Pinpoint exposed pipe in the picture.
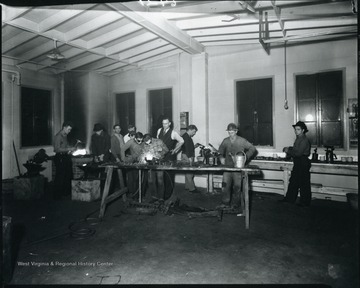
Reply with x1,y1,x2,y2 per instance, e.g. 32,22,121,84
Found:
284,41,288,110
2,69,21,85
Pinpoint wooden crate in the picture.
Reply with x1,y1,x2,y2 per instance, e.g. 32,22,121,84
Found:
71,179,101,202
13,175,45,200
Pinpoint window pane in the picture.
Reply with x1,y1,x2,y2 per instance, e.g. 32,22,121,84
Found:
304,122,317,147
149,89,172,137
257,123,272,146
297,75,316,100
321,99,341,121
237,78,273,146
298,100,316,122
321,122,342,147
21,87,52,147
116,92,135,135
296,71,343,148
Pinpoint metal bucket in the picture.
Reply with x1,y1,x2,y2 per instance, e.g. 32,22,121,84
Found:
234,151,247,168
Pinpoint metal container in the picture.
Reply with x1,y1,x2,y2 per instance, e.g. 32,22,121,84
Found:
230,151,247,168
208,157,214,165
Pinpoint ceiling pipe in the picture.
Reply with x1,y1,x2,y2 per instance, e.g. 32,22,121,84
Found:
2,69,21,85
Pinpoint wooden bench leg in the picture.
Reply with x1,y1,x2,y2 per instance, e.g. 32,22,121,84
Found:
138,170,142,203
116,169,127,202
242,172,250,229
99,167,113,219
208,173,213,193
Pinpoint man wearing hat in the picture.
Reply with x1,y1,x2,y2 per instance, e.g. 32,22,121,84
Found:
279,121,311,207
218,123,257,209
90,123,112,163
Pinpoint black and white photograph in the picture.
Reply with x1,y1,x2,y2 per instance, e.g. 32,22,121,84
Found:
1,0,358,286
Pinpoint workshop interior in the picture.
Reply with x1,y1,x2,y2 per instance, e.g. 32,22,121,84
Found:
1,0,358,286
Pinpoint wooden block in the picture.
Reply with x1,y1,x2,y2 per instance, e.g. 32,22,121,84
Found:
71,179,101,202
13,176,45,200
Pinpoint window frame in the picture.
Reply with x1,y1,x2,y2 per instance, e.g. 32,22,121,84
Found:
294,68,345,149
148,87,173,138
114,90,136,136
20,85,54,148
234,76,275,148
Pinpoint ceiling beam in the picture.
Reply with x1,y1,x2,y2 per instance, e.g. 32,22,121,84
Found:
66,11,123,41
259,11,270,55
3,20,132,65
263,26,357,44
87,22,141,49
106,32,158,56
59,54,104,71
118,38,170,60
271,0,286,37
2,31,38,53
2,6,32,22
106,2,204,54
38,4,98,32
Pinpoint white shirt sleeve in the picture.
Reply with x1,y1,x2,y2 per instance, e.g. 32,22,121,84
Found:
156,128,161,138
171,130,184,144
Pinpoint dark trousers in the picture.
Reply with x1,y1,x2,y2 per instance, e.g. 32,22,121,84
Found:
146,170,175,200
127,170,144,197
284,156,311,205
53,153,73,199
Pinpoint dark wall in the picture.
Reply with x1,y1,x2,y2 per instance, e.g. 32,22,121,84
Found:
64,72,88,146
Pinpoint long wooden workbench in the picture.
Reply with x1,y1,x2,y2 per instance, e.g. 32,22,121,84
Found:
250,159,358,199
98,163,261,229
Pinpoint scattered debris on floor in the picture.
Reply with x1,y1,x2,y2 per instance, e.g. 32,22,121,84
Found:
121,199,243,221
328,263,343,279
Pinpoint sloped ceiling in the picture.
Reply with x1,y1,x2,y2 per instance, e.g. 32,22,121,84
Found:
1,0,357,76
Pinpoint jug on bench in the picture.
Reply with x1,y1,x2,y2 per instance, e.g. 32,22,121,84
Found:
229,151,247,168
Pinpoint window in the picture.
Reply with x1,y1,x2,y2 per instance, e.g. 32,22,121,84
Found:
296,70,343,148
236,78,273,146
21,87,52,147
115,92,135,135
149,88,172,137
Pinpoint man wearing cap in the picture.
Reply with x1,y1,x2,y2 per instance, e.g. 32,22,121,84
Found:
53,121,76,199
218,123,257,209
279,121,311,207
90,123,112,163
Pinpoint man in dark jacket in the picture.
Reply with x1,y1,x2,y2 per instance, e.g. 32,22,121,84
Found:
53,121,76,199
90,123,112,163
181,125,200,193
279,121,311,207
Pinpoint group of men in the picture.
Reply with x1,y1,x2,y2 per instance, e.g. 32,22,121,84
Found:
53,117,312,208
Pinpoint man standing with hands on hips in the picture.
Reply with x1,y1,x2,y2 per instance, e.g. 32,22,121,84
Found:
218,123,256,209
157,117,184,202
279,121,311,207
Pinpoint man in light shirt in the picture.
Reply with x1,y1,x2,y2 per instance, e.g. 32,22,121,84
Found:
124,124,136,143
156,117,184,202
